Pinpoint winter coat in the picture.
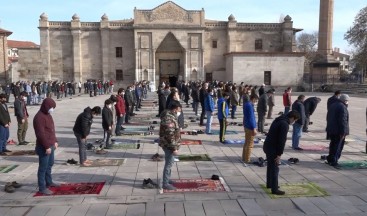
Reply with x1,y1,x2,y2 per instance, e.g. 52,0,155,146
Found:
292,100,305,125
159,110,181,151
257,94,268,114
102,106,113,130
304,97,319,116
0,103,11,126
73,107,93,138
14,98,29,121
217,97,229,120
243,101,256,130
204,94,215,112
115,95,126,115
283,92,291,107
33,98,57,149
258,86,265,96
230,91,239,106
327,95,339,111
326,100,349,136
268,94,275,107
191,87,200,102
263,115,290,156
199,88,207,105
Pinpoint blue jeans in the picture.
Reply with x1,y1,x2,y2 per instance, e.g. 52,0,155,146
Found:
284,106,290,115
162,148,174,186
231,105,237,118
115,115,124,135
36,145,54,191
0,125,9,152
205,111,213,134
292,123,302,149
75,133,87,164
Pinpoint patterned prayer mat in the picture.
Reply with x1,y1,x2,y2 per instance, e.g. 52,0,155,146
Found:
128,122,150,126
162,178,228,193
122,127,150,132
300,144,328,151
4,150,36,156
0,165,19,173
222,139,261,144
181,140,202,145
111,143,140,149
338,160,367,169
82,159,126,167
261,182,328,199
34,182,105,197
209,130,238,135
178,154,211,161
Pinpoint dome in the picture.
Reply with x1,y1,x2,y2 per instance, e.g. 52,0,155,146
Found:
228,14,236,21
284,15,292,22
101,13,109,21
72,13,80,21
40,13,48,21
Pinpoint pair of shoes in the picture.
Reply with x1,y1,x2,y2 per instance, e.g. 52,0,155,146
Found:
288,158,299,164
151,153,163,161
162,184,177,190
272,190,285,195
86,143,95,150
197,130,204,134
4,181,22,193
320,155,327,160
142,178,158,189
293,147,303,151
95,149,108,154
156,114,160,117
7,139,17,145
39,188,53,195
3,149,11,153
18,141,28,145
67,158,78,165
220,140,226,144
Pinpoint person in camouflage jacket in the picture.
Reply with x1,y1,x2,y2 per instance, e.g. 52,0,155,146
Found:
159,100,181,190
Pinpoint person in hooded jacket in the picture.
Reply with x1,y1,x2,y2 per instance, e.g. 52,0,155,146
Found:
115,88,126,135
102,99,114,149
303,97,321,132
73,106,101,166
33,98,58,195
263,110,300,195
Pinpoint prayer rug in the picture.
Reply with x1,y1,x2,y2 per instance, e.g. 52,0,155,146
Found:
122,127,150,132
300,144,328,151
180,131,198,135
82,159,126,167
261,182,328,199
209,130,238,135
0,165,19,173
162,178,228,193
4,150,36,156
111,143,140,149
178,154,211,161
128,122,150,126
222,139,261,144
181,140,202,145
338,160,367,169
34,182,105,197
121,131,152,136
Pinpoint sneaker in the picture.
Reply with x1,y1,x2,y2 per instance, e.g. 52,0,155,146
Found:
18,142,27,145
47,182,60,187
142,179,157,189
168,180,176,184
272,190,285,195
163,184,177,190
39,188,53,195
23,141,30,144
4,183,15,193
174,157,180,162
3,149,12,153
293,147,303,151
11,181,22,188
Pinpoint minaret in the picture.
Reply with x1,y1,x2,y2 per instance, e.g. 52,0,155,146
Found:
312,0,340,84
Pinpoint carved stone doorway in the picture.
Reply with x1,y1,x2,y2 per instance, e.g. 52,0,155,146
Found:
159,59,179,87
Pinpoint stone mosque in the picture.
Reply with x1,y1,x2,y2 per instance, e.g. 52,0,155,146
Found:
18,1,305,88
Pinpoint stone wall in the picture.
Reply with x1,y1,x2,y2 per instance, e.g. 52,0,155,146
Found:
49,30,73,81
0,36,7,82
18,49,43,81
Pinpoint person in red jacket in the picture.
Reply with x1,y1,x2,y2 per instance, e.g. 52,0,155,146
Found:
33,98,58,195
115,88,126,135
282,87,292,115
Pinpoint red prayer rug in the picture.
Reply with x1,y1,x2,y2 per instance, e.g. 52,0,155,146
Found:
181,140,202,145
162,179,228,193
34,182,105,197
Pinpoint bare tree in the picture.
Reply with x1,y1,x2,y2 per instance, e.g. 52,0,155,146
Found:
297,32,318,52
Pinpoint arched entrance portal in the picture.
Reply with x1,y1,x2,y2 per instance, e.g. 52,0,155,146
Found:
156,33,185,87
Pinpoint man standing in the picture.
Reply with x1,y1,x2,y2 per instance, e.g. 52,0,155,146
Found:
33,98,58,195
243,94,258,163
267,90,275,119
102,99,114,149
291,95,306,150
327,90,341,110
257,90,271,134
282,87,292,114
0,94,12,154
199,82,208,126
115,88,126,135
73,106,101,166
217,93,230,143
159,100,181,190
263,111,300,195
326,94,349,167
14,91,30,145
124,86,133,123
258,84,265,97
204,88,215,134
303,97,321,132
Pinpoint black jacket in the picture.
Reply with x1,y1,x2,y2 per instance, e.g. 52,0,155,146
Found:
326,100,349,136
257,93,268,114
263,115,290,156
292,100,305,125
0,103,11,126
327,95,339,110
14,98,28,121
158,91,167,115
73,107,93,138
199,88,207,105
102,106,113,130
191,87,200,102
304,97,319,116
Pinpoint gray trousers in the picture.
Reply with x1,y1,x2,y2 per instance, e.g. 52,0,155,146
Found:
257,112,266,133
75,133,87,164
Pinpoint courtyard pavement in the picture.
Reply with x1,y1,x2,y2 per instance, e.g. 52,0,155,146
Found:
0,90,367,216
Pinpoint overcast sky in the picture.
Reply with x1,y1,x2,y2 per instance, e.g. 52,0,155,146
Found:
1,0,365,53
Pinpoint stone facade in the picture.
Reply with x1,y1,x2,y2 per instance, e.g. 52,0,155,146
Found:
20,1,304,87
0,28,12,84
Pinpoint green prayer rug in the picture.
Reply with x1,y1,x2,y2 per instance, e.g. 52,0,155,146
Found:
209,130,238,135
178,154,211,161
0,165,18,173
261,182,328,199
112,143,140,149
83,159,127,167
338,160,367,169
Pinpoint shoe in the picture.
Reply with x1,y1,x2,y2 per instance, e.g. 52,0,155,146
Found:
168,180,176,184
0,152,6,156
4,183,15,193
11,181,22,188
272,190,285,195
47,182,60,187
163,184,177,190
3,149,11,153
293,147,303,151
18,142,27,145
206,132,212,135
303,130,309,133
142,179,157,189
267,117,273,119
174,157,180,162
67,159,78,165
23,141,30,144
121,127,126,130
320,155,327,160
156,115,160,117
39,188,53,195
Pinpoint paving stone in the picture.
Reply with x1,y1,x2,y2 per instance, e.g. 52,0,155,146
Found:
146,202,164,216
202,200,226,216
44,206,71,216
308,197,341,215
25,206,50,216
65,204,91,216
165,202,185,216
85,204,109,216
5,207,30,216
237,198,266,216
106,204,128,216
325,196,362,214
291,197,324,215
184,201,206,216
220,199,246,216
126,203,145,216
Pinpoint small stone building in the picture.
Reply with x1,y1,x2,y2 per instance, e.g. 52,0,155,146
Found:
19,1,305,87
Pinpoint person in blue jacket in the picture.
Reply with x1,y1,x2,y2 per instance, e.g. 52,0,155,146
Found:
242,94,258,163
217,92,230,143
204,88,215,134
